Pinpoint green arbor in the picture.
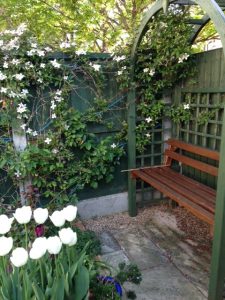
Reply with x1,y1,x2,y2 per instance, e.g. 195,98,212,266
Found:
128,1,225,299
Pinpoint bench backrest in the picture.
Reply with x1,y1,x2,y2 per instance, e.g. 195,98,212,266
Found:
164,139,220,177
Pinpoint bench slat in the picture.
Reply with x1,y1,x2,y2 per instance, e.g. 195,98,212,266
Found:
160,167,216,199
167,139,220,161
143,168,215,213
165,149,218,176
132,169,214,225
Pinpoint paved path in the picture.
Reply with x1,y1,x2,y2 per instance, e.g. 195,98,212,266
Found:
99,211,209,300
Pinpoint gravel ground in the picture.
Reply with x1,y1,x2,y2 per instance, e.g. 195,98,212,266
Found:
83,204,212,252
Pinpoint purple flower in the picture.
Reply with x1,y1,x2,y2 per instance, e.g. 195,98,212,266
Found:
35,224,44,237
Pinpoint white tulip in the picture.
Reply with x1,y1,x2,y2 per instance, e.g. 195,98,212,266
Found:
0,215,14,234
30,247,43,260
33,208,48,224
0,236,13,256
46,236,62,255
49,210,65,227
30,237,47,259
13,206,32,224
59,228,77,246
10,248,28,267
62,205,77,222
68,232,77,246
32,237,47,250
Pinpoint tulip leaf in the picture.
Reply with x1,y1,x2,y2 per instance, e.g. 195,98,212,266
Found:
69,261,78,280
32,282,45,300
47,271,53,287
64,273,69,296
45,287,52,298
16,285,23,300
73,265,89,300
0,273,11,299
11,270,18,300
0,287,10,300
50,277,64,300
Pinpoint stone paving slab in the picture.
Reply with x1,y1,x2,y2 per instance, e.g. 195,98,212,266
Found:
112,229,168,270
123,267,206,300
98,210,209,299
99,231,121,255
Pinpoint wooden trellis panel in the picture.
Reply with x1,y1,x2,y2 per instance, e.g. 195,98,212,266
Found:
136,120,168,206
173,49,225,191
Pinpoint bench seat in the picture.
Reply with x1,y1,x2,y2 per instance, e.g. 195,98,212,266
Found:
132,166,215,225
131,139,219,228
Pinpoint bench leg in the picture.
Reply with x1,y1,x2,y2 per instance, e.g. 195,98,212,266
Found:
168,199,178,208
210,225,214,238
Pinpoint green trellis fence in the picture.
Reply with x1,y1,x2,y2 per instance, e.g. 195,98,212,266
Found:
0,53,128,203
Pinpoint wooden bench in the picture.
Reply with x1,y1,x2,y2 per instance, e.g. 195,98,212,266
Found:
131,139,220,231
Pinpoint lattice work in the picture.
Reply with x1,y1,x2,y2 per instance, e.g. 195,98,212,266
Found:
175,90,224,188
178,91,224,150
136,119,171,206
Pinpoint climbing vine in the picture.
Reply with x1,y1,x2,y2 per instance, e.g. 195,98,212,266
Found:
0,24,124,206
115,7,196,153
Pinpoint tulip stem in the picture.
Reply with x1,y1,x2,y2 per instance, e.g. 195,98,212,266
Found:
24,224,28,250
39,259,44,289
2,256,6,273
66,246,71,269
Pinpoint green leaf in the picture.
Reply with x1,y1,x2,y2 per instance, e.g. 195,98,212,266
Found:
0,287,10,300
73,266,89,300
64,273,69,296
69,262,78,280
0,159,7,169
90,181,98,189
50,277,64,300
32,282,45,300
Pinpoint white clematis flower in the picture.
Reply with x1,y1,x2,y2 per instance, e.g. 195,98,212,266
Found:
0,215,14,234
49,210,65,227
33,208,48,224
13,206,32,224
59,228,77,246
90,63,101,71
14,73,25,81
0,236,13,256
0,71,7,80
44,138,52,144
62,205,77,222
145,117,152,123
10,248,28,267
17,103,27,114
50,59,61,68
46,236,62,254
183,103,190,110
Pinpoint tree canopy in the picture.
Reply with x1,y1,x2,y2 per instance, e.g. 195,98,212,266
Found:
0,0,220,53
0,0,154,52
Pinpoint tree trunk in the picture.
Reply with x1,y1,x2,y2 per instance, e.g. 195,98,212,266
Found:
12,121,31,206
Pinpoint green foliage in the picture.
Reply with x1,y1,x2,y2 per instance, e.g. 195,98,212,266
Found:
116,9,196,153
116,262,142,285
166,104,192,123
0,26,124,204
76,229,101,258
0,0,154,53
89,262,142,300
197,109,218,125
0,245,90,300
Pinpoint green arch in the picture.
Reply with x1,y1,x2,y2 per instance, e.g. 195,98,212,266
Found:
127,1,225,299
